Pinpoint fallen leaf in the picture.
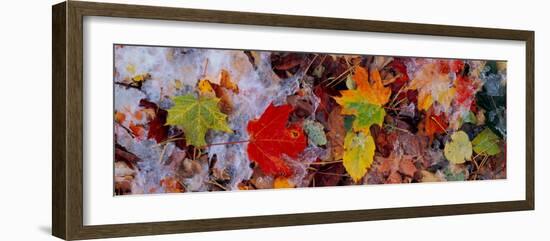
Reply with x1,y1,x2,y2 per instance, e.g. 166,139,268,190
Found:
423,111,448,139
166,94,232,147
353,66,391,105
334,66,388,134
327,107,345,160
399,158,417,177
197,78,215,96
160,177,185,193
386,171,402,184
444,131,472,164
139,99,173,145
114,112,126,123
407,63,455,111
303,120,327,146
273,177,295,189
343,131,375,182
219,69,239,93
472,128,501,156
247,103,307,177
421,170,444,182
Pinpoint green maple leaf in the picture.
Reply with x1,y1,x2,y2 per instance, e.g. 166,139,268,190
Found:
166,94,232,147
472,128,501,156
343,101,385,134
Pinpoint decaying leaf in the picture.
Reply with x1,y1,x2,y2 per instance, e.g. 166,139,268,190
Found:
327,107,345,160
444,131,472,164
303,120,327,146
159,176,185,193
219,69,239,93
407,63,455,112
421,170,445,182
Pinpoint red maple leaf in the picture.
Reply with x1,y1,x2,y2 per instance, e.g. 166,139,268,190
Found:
247,103,307,177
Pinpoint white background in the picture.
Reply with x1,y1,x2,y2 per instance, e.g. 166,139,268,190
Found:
0,0,547,240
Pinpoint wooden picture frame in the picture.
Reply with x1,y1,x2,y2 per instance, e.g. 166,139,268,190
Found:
52,1,534,240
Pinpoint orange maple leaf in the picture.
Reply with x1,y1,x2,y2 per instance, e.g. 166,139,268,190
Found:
351,66,391,106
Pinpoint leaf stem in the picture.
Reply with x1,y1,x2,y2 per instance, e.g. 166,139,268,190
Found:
323,65,354,87
310,160,343,165
115,121,135,138
198,140,250,149
206,180,227,191
158,144,168,164
315,171,350,177
156,137,186,146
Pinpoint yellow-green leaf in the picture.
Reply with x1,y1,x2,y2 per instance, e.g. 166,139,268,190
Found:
444,131,472,164
166,94,232,147
472,128,501,156
343,131,375,182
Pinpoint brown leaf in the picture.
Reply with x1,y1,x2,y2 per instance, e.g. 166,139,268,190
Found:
272,53,305,70
212,167,231,181
327,106,345,160
399,158,417,177
219,69,239,93
386,171,402,184
139,99,187,148
312,163,346,187
177,158,203,178
114,161,136,195
115,143,141,169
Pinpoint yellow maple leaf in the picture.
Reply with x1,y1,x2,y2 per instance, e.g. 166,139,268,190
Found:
343,131,376,182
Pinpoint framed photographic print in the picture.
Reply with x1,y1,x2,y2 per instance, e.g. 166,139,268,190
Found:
52,1,534,240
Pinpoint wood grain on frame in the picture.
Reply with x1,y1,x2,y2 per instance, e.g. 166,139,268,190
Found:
52,1,535,240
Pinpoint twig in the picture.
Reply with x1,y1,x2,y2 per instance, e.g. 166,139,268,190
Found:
303,55,319,75
115,121,135,138
315,171,350,177
430,116,449,135
155,137,186,146
206,180,227,191
310,160,343,165
202,58,209,78
390,94,408,109
158,144,168,164
199,140,250,149
322,65,354,87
